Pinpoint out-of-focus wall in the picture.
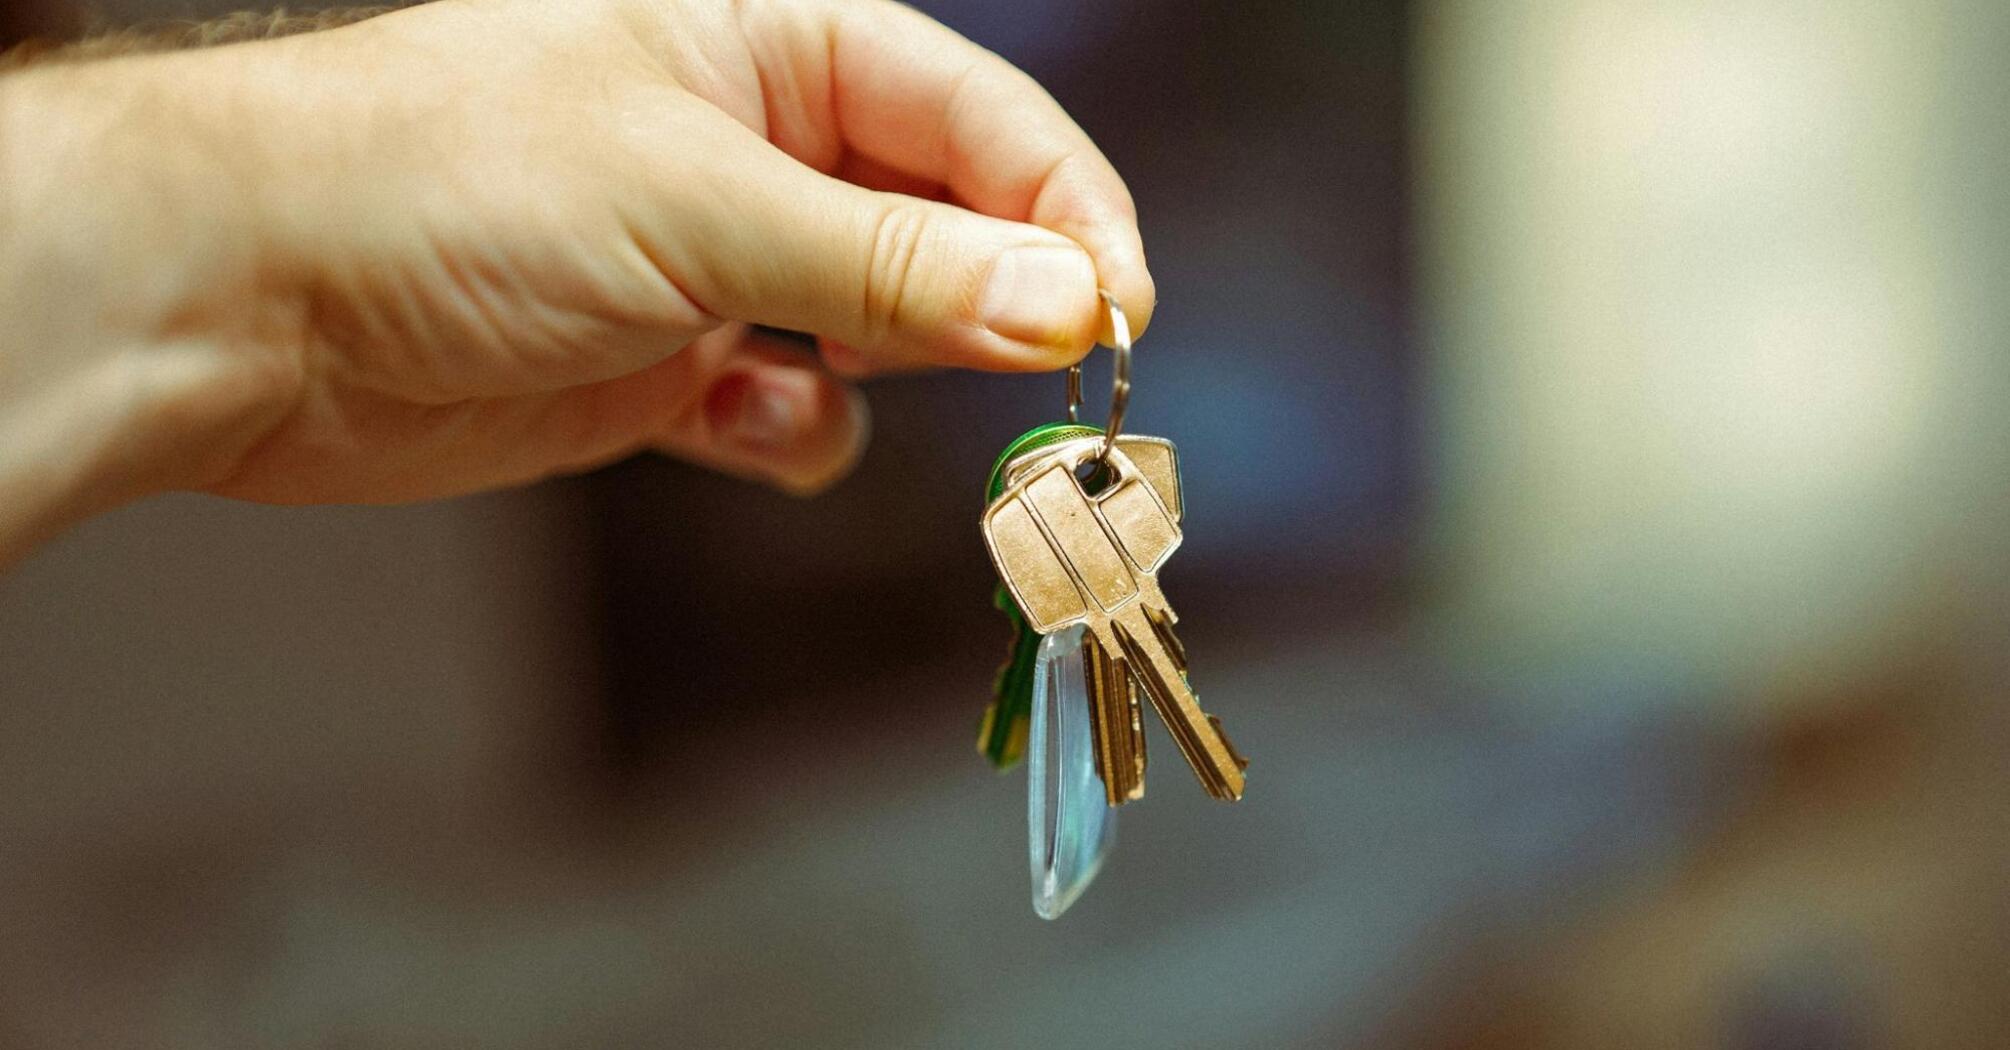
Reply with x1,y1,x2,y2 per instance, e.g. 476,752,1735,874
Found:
1408,4,2010,1046
1418,0,2010,722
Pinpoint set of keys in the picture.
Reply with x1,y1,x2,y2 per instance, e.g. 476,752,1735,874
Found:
976,291,1247,919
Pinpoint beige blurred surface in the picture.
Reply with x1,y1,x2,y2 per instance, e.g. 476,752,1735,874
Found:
1419,0,2010,722
1410,1,2010,1046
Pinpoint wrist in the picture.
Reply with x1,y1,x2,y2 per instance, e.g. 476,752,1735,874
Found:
0,56,305,560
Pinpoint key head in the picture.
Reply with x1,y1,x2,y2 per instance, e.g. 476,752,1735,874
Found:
985,423,1105,504
982,442,1184,635
1001,433,1184,525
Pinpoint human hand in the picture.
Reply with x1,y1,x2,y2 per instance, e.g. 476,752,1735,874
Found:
0,0,1151,550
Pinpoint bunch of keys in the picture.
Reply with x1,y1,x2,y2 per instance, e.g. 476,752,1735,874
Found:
978,291,1248,919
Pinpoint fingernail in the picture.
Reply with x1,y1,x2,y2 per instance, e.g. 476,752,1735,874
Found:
708,369,817,450
779,387,873,499
980,245,1096,348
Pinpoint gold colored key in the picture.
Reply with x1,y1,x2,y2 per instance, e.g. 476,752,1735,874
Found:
983,440,1248,802
998,432,1182,806
1079,634,1142,804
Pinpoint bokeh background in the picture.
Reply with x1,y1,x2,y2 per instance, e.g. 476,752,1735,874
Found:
3,1,2008,1047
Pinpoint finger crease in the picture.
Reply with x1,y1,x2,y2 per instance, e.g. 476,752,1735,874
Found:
935,60,986,177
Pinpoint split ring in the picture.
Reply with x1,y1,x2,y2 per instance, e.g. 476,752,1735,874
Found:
1065,290,1133,464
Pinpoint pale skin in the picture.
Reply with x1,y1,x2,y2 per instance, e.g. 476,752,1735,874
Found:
0,0,1154,566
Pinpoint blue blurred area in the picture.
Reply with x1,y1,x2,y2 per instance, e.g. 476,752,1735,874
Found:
907,0,1418,571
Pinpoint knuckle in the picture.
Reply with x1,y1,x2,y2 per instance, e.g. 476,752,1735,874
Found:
861,202,933,342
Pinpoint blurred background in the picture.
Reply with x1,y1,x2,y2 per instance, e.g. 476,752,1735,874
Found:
2,0,2007,1047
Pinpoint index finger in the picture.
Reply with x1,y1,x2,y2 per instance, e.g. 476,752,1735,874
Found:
744,0,1156,342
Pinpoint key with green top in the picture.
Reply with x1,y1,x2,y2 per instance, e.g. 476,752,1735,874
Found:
978,422,1101,769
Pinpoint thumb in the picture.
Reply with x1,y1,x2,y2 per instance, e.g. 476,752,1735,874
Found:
667,132,1103,373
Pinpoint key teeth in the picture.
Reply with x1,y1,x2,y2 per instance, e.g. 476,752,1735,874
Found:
1195,765,1242,803
1083,635,1146,807
1210,715,1251,773
1143,604,1187,671
1106,608,1247,803
1196,721,1247,802
1209,754,1247,802
1122,682,1148,803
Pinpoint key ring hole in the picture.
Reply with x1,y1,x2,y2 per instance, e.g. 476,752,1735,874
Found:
1072,457,1114,496
1065,290,1133,463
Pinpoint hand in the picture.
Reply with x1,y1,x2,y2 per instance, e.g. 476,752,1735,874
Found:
0,0,1152,554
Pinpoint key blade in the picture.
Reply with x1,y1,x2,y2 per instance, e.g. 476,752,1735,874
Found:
1096,604,1246,801
1144,603,1187,672
1082,634,1145,805
1210,714,1250,772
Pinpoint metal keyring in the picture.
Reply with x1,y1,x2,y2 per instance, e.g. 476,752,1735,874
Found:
1065,289,1133,464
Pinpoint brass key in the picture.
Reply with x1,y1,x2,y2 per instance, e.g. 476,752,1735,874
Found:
1079,629,1142,804
998,432,1182,804
983,440,1247,801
